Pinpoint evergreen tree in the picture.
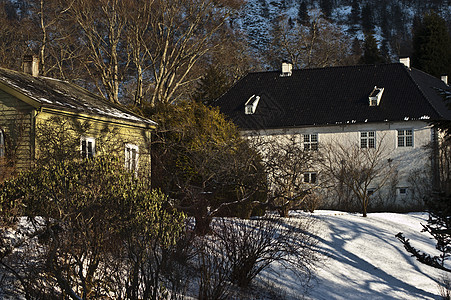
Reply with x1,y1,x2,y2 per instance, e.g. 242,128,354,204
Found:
297,1,309,25
359,33,386,65
361,3,374,34
349,0,360,32
351,37,362,59
412,11,451,78
319,0,332,19
192,66,230,106
423,193,451,267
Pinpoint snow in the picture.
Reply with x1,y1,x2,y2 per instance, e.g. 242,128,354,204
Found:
272,211,446,299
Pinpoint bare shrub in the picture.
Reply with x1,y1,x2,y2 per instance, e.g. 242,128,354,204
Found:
212,216,319,288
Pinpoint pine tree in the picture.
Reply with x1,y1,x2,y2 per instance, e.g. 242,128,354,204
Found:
192,66,230,106
412,11,451,78
423,193,451,267
359,33,386,65
319,0,332,19
297,1,309,25
361,3,374,34
349,0,360,29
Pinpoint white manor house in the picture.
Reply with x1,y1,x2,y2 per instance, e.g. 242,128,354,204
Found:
215,59,451,210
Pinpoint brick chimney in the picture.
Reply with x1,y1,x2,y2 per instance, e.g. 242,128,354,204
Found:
23,55,39,77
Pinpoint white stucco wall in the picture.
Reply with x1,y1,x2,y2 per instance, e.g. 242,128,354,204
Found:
243,120,434,210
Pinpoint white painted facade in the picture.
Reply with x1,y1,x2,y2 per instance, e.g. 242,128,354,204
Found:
243,120,435,210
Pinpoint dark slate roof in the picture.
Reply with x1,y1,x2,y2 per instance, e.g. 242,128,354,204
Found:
214,63,451,130
0,67,156,126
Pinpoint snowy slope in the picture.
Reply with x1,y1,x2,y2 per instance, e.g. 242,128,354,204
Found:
272,211,447,299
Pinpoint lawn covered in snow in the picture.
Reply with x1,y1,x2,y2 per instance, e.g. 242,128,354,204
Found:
273,211,447,299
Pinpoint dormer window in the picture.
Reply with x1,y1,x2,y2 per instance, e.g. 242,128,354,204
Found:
245,95,260,115
280,62,293,77
369,86,384,106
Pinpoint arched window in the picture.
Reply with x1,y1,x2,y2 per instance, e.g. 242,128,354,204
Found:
0,129,4,158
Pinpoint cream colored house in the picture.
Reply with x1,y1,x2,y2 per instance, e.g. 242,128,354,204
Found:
0,56,156,178
215,59,451,210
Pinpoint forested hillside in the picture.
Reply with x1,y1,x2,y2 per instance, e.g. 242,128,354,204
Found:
235,0,451,68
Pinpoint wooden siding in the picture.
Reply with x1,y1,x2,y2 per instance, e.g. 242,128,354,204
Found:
0,90,34,172
35,111,152,176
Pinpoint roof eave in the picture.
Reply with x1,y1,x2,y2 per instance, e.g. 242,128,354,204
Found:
40,107,157,130
0,80,42,109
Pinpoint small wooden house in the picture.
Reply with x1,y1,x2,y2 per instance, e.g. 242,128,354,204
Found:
0,56,156,177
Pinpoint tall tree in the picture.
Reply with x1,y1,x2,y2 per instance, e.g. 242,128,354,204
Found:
142,0,241,106
361,3,374,34
269,10,352,69
297,1,309,25
359,33,386,65
412,11,451,78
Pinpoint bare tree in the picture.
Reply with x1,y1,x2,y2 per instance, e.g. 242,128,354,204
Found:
142,0,241,106
320,135,396,217
69,0,130,103
251,135,321,217
268,9,353,69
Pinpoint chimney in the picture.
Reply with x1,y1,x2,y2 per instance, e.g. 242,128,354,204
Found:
281,61,292,77
399,57,410,69
23,55,39,77
441,75,448,85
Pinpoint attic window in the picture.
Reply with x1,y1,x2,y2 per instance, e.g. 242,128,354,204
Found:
245,95,260,115
369,86,384,106
280,62,292,77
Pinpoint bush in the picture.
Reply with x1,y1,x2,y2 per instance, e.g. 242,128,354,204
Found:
0,156,186,299
212,216,319,288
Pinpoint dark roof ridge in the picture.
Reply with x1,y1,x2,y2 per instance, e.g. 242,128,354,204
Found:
405,66,451,119
245,62,402,76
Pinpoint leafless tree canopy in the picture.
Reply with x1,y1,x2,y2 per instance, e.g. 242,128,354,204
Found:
320,135,396,216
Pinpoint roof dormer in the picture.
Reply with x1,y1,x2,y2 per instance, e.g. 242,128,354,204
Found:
280,62,292,77
245,95,260,115
369,86,384,106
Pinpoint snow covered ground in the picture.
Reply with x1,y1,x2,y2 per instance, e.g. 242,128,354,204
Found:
273,211,448,300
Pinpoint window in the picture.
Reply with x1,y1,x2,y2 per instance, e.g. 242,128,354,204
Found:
367,189,375,196
303,134,318,150
360,131,375,148
125,143,139,173
0,129,4,158
303,172,317,184
397,187,408,197
80,137,95,159
398,129,413,147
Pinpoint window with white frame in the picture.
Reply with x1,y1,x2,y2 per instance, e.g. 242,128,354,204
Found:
125,143,139,173
397,129,413,147
80,137,95,159
303,172,317,184
0,129,4,158
303,134,318,150
360,131,375,148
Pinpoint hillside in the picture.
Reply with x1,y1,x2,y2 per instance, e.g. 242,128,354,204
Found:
234,0,451,62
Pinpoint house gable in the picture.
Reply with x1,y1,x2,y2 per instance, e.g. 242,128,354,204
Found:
0,67,156,176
